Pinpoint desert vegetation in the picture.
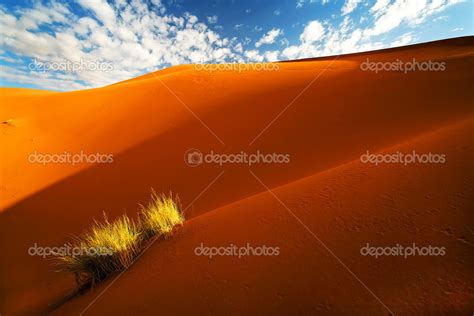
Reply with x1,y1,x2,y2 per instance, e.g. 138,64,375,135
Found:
140,191,184,238
55,191,184,289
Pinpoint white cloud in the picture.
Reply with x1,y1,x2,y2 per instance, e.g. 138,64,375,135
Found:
17,1,70,30
244,49,264,62
282,45,302,59
264,50,280,62
370,0,391,16
282,16,386,60
0,63,89,91
207,15,218,24
296,0,318,8
255,28,282,47
366,0,462,37
280,38,290,46
300,21,325,44
234,43,243,53
77,0,117,28
390,32,414,47
0,0,466,91
280,0,461,63
341,0,362,15
0,1,245,90
433,15,449,22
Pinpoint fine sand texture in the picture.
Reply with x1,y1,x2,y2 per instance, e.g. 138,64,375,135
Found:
0,37,473,315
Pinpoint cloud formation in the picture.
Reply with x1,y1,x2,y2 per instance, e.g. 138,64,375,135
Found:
0,0,465,91
256,28,283,47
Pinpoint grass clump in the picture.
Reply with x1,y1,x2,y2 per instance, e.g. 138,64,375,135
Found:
140,191,184,238
55,191,183,289
56,214,142,287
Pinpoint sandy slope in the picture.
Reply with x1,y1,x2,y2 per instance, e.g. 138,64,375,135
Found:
0,37,473,315
53,116,474,315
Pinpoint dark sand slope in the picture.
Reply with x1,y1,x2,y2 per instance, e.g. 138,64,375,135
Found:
54,116,474,315
0,37,473,314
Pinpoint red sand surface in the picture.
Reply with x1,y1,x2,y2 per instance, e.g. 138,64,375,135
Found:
0,37,473,315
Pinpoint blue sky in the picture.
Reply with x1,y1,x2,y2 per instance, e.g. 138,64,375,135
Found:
0,0,472,91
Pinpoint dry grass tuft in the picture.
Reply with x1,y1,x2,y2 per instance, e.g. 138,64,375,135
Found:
55,191,183,289
56,214,142,287
140,191,184,238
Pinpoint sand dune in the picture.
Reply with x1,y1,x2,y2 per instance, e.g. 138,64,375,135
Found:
53,116,474,315
0,37,473,315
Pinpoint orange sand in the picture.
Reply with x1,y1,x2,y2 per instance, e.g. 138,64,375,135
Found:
0,37,473,315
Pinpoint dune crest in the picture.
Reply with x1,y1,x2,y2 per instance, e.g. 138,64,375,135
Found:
0,37,473,315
